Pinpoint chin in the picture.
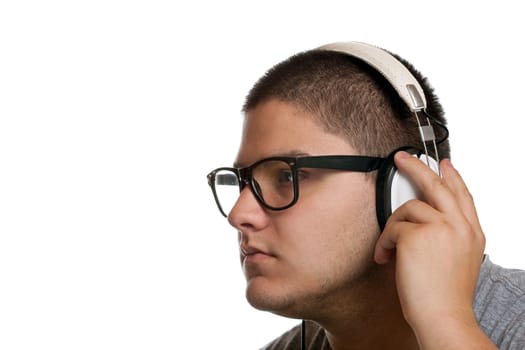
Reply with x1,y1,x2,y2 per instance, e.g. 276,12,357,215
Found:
245,278,308,319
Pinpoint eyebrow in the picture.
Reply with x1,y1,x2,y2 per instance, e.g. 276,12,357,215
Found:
233,150,311,168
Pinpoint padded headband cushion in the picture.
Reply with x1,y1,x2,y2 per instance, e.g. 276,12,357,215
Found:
317,42,426,112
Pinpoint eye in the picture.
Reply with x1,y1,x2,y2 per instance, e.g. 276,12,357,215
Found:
276,169,309,184
277,169,294,184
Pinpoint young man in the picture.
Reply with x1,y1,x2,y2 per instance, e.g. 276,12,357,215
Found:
207,42,525,349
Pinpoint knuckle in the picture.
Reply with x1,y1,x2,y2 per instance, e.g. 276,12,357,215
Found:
478,231,487,249
427,175,448,193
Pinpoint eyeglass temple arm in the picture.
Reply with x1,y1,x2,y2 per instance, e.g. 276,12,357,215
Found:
296,156,385,172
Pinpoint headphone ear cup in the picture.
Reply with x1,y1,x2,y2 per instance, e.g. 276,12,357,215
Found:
376,148,439,230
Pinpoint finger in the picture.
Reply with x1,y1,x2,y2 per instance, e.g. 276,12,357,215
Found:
394,151,460,216
440,159,483,234
374,200,438,264
388,198,438,224
374,220,419,264
374,199,442,264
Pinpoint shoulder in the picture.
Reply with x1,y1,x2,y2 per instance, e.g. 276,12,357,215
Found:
260,321,329,350
474,255,525,349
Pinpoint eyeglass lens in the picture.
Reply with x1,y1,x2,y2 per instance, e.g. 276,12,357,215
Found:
213,159,295,216
214,170,241,216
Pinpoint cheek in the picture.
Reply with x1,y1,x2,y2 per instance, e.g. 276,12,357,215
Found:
278,178,379,272
292,175,378,236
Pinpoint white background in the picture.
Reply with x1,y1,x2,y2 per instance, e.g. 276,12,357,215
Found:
1,1,524,349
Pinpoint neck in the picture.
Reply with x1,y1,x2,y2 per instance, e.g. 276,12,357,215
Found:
313,262,419,350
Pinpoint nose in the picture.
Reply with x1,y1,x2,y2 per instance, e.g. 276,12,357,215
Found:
227,184,269,232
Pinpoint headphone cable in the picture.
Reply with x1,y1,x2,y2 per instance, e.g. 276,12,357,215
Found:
301,319,306,350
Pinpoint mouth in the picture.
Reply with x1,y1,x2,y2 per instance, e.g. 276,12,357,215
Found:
240,246,274,262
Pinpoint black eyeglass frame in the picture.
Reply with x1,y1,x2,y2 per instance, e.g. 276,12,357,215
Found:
207,155,385,217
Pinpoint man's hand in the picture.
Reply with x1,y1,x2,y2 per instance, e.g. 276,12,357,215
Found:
374,151,496,349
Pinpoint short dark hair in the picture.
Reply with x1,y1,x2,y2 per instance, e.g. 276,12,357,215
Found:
243,48,450,159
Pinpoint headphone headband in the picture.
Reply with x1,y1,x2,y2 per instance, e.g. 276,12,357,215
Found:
317,41,426,112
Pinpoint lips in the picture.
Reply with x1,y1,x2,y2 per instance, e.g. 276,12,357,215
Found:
240,245,274,261
241,245,266,257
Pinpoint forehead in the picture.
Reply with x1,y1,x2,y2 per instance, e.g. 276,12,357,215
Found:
235,99,357,167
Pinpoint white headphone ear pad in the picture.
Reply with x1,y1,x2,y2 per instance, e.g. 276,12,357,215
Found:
376,148,439,230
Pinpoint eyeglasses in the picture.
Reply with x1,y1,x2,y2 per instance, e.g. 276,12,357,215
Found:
207,155,384,217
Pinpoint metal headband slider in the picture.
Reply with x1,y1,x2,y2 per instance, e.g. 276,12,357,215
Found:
406,84,425,111
418,124,436,143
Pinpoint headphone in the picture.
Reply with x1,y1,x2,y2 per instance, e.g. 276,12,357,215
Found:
317,42,445,230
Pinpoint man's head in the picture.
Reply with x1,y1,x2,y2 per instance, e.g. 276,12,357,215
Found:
213,42,450,321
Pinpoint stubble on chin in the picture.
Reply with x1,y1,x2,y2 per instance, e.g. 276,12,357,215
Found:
244,255,387,322
244,277,299,316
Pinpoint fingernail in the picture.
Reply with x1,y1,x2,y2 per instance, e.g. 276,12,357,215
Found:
443,158,453,168
397,151,411,159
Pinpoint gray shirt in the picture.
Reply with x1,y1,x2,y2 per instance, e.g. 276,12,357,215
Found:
262,256,525,349
474,255,525,348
